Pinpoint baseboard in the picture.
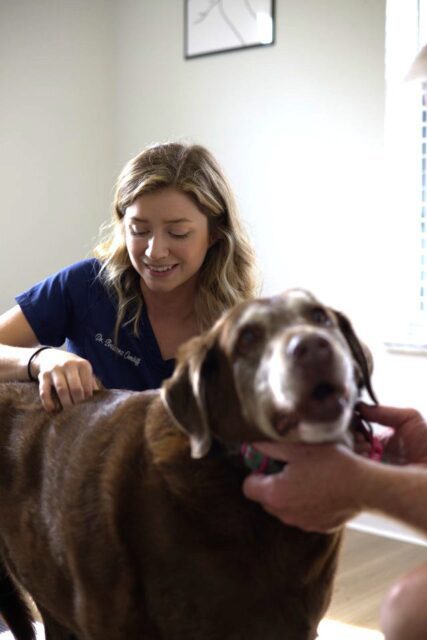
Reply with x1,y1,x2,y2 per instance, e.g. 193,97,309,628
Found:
348,513,427,547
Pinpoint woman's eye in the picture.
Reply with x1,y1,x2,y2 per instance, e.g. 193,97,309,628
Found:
129,226,149,236
169,231,190,239
312,307,332,325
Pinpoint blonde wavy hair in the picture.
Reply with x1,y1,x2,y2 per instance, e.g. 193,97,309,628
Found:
94,142,260,339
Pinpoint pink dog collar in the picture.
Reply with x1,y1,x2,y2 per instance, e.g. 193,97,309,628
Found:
369,435,384,461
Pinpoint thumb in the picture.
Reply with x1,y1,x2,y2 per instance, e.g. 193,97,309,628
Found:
242,471,276,503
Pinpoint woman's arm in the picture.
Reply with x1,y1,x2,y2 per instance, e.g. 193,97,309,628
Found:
0,306,98,410
0,306,40,379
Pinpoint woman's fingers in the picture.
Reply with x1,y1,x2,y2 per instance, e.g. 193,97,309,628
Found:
50,368,75,409
35,350,97,411
66,362,94,403
38,372,60,412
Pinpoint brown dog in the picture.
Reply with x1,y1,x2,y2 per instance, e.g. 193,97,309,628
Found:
0,289,377,640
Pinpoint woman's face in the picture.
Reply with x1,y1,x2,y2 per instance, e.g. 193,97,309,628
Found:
124,187,211,297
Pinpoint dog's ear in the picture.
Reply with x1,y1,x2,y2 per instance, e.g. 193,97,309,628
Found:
161,334,218,459
333,310,378,404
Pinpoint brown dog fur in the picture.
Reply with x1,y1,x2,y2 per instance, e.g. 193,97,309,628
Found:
0,290,376,640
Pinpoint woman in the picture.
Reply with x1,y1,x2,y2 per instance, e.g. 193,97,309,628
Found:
0,142,259,410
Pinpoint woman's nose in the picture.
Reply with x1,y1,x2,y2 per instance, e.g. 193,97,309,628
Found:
145,234,169,260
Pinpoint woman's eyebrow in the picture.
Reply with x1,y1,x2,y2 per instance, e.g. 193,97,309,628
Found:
128,216,193,224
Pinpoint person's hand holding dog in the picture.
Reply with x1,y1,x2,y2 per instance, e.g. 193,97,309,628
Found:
243,404,427,534
362,403,427,465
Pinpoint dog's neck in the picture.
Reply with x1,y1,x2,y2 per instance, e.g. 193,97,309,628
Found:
213,412,381,476
206,439,284,475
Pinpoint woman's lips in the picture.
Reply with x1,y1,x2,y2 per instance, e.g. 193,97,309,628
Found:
144,263,179,277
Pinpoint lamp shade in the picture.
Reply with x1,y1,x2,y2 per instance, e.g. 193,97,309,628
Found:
406,43,427,80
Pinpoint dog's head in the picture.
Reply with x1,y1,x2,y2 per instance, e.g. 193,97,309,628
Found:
161,289,377,458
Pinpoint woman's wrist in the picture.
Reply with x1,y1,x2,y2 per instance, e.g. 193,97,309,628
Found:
27,346,52,381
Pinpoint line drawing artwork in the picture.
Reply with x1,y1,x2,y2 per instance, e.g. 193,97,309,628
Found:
194,0,257,45
185,0,274,58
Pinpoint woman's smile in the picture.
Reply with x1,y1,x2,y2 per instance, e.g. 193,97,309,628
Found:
143,262,179,277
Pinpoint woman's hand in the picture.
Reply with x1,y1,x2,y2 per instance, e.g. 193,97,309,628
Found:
31,348,99,412
0,306,99,411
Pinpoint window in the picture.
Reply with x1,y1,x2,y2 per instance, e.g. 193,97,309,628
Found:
384,0,427,352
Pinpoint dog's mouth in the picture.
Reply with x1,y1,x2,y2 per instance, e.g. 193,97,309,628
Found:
272,381,350,436
273,411,300,436
299,382,349,422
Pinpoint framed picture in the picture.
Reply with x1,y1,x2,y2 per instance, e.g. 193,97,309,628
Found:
184,0,275,59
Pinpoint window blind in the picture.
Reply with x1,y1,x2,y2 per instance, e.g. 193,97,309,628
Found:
421,81,427,313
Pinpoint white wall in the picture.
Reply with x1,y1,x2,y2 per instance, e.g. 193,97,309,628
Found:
0,0,115,311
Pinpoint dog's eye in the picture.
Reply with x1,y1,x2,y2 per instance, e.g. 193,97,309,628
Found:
312,307,332,326
236,325,264,355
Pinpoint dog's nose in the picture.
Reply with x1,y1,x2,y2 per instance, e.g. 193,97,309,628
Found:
287,334,332,366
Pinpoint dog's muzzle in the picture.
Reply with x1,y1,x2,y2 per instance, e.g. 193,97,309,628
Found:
287,333,351,422
265,330,356,440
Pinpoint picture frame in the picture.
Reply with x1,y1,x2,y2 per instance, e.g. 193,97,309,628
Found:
184,0,275,59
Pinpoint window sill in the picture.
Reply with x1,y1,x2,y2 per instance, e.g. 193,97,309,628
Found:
385,321,427,355
385,341,427,355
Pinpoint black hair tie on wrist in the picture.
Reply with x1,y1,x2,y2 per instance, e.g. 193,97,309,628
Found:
27,346,52,382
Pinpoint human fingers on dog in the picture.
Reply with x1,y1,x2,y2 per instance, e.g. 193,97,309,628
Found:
36,351,96,411
39,369,71,411
243,443,361,532
359,403,427,465
242,467,342,533
358,402,425,431
77,362,100,399
54,364,92,406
